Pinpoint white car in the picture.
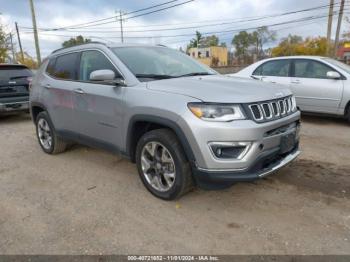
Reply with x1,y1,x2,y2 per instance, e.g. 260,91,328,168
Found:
230,56,350,122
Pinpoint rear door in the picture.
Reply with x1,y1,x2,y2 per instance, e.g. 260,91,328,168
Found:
251,59,292,86
72,49,125,148
290,59,344,113
43,52,79,131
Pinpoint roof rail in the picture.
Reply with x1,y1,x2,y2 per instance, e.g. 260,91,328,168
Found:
51,41,107,54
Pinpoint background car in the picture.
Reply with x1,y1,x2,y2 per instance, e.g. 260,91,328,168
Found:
0,64,33,115
230,56,350,122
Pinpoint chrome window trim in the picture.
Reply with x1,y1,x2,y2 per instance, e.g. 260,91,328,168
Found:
44,48,127,86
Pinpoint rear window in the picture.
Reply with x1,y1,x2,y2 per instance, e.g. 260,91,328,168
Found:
49,52,79,80
0,66,32,80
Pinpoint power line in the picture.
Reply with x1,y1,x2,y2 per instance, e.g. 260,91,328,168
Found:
28,0,193,31
57,5,350,34
21,1,347,33
24,11,347,40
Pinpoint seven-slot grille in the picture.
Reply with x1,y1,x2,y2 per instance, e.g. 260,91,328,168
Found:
248,96,296,122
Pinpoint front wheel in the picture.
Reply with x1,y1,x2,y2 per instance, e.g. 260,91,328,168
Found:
135,129,193,200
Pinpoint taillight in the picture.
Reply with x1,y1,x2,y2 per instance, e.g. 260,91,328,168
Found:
27,77,33,91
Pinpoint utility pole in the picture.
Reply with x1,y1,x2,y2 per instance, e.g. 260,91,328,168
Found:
326,0,334,56
15,22,24,62
117,10,124,43
334,0,345,58
9,33,16,63
29,0,41,64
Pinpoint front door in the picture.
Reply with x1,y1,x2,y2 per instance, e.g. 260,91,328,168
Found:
290,59,343,114
72,50,125,149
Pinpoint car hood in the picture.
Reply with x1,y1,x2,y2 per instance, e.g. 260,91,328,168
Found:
146,75,291,103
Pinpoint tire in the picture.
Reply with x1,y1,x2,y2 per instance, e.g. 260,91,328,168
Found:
346,107,350,123
35,111,68,154
135,128,193,200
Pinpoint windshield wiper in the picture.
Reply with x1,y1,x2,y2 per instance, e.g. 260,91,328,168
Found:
177,72,214,77
135,74,176,79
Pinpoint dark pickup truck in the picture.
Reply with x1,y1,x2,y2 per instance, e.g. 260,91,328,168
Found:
0,64,33,115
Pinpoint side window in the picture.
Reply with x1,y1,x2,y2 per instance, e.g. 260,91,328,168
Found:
79,50,121,82
294,60,332,79
259,60,290,77
52,53,79,80
253,65,262,76
46,58,56,76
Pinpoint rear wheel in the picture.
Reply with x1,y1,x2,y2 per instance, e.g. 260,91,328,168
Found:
36,111,68,154
135,129,193,200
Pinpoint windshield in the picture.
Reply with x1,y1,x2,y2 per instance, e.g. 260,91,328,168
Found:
323,58,350,74
112,46,216,81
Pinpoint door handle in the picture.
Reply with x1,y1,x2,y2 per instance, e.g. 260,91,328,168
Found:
42,84,51,89
73,88,85,94
291,80,300,84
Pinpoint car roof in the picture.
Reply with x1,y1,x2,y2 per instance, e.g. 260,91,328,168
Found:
262,55,326,62
51,42,166,57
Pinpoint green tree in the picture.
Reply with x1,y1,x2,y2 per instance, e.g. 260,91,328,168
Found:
201,35,219,47
0,24,10,63
62,35,91,48
187,31,203,50
271,35,303,56
271,35,328,57
232,31,253,62
251,26,276,58
16,52,38,69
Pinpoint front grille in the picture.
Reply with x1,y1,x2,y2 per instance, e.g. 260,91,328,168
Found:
248,96,296,123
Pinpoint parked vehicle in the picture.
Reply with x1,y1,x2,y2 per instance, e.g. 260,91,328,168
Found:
0,64,33,115
30,43,300,200
230,56,350,122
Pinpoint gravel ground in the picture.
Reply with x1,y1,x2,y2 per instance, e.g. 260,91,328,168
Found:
0,114,349,255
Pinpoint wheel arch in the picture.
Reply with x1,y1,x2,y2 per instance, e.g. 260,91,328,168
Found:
126,115,196,164
30,102,47,123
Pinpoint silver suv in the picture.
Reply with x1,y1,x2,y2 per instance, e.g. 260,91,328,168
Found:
30,43,301,200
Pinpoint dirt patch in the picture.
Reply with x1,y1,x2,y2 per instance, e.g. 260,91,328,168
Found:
275,159,350,199
1,114,350,254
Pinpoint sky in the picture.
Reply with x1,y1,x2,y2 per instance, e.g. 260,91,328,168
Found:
0,0,346,59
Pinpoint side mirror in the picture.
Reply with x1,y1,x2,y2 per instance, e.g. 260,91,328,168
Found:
90,69,115,81
326,71,341,79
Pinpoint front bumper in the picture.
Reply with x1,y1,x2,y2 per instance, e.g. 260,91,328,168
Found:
193,145,300,189
177,110,301,189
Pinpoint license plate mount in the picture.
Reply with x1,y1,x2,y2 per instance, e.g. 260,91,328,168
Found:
280,132,296,154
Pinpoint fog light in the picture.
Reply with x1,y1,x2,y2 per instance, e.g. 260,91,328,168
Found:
209,142,251,160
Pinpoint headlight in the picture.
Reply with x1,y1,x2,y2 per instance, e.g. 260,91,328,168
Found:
188,103,246,122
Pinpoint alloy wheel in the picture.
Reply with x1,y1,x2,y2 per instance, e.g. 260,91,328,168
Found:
141,141,176,192
37,118,52,150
